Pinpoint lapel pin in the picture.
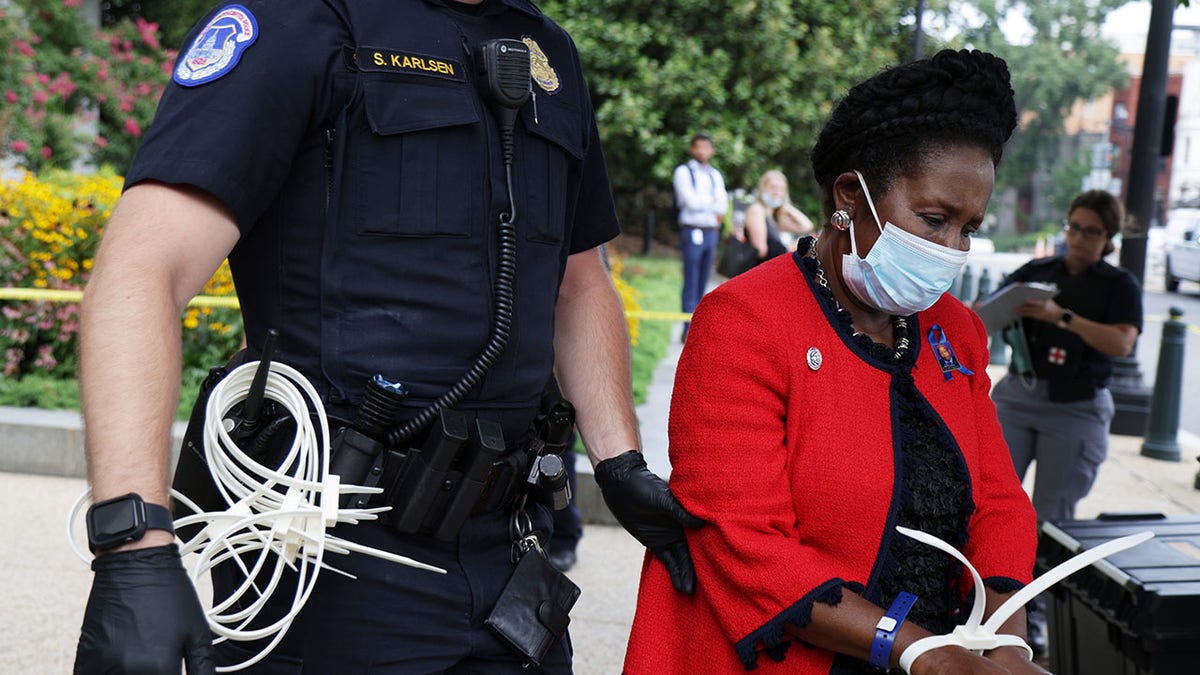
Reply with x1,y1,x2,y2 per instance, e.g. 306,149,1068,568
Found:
806,347,822,371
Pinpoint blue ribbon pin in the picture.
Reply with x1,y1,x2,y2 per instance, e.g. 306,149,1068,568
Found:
928,324,974,382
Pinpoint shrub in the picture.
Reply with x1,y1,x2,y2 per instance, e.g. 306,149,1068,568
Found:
1,169,241,382
1,169,118,376
0,1,176,172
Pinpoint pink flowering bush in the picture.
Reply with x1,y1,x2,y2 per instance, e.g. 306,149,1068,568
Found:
0,1,177,172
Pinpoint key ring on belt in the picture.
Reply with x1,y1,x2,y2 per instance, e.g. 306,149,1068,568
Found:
507,495,542,563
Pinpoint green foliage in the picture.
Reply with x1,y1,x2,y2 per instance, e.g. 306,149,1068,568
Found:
991,220,1062,253
0,372,81,410
101,0,215,51
1048,159,1091,214
620,255,681,406
945,0,1129,221
0,0,175,172
538,0,914,227
0,369,203,420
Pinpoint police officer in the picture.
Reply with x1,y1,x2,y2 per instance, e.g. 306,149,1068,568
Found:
991,189,1141,658
74,1,701,672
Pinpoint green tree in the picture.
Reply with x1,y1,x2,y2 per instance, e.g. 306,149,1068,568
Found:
945,0,1129,229
539,0,915,229
101,0,214,50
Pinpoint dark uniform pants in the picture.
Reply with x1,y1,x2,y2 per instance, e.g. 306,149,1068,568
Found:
213,506,572,673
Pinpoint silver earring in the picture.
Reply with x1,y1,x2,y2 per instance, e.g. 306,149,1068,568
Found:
830,209,852,231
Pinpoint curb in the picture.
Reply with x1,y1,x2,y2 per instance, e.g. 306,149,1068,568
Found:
0,406,187,480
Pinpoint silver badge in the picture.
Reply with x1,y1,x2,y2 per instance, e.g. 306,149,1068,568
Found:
806,347,822,371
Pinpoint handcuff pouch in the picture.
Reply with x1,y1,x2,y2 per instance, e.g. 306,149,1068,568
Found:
485,546,580,666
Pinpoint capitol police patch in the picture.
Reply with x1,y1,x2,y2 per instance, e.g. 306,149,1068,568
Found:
174,5,259,87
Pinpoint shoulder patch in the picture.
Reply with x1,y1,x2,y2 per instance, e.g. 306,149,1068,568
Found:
174,5,260,87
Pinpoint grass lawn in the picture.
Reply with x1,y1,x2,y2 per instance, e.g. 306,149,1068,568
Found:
619,254,682,406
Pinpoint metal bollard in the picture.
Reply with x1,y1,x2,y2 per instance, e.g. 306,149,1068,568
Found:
988,328,1009,365
986,269,1011,365
1141,307,1186,462
974,267,993,304
958,266,975,302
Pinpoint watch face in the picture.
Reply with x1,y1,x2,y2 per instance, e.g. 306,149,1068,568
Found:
87,495,146,551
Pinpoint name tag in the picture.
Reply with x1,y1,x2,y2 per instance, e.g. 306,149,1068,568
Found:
355,47,465,82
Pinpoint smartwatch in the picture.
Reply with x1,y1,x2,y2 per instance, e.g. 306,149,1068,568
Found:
86,492,175,553
1058,309,1074,329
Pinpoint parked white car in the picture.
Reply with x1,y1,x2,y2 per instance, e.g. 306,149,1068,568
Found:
1166,226,1200,292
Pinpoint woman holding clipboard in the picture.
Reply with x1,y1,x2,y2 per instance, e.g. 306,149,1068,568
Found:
990,189,1142,656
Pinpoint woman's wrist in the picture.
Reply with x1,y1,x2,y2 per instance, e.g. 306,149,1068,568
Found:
986,643,1033,662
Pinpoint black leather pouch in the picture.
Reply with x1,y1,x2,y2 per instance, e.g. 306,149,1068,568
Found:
485,548,581,666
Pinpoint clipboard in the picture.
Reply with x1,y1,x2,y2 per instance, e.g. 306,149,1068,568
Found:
974,282,1059,333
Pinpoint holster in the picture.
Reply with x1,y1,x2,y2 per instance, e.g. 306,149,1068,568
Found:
371,392,576,541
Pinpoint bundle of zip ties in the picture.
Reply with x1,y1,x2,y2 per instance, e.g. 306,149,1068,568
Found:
69,360,444,671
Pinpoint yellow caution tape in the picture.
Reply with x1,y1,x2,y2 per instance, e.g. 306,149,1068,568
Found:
9,286,1194,333
0,288,239,309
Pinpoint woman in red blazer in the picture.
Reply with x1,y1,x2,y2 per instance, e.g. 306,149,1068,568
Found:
625,50,1045,675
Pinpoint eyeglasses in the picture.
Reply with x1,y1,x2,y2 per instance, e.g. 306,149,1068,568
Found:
1063,220,1106,240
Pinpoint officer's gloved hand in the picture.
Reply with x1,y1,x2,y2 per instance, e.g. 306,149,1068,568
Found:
75,544,214,675
594,450,705,594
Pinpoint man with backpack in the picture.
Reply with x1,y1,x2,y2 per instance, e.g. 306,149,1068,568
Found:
674,133,728,341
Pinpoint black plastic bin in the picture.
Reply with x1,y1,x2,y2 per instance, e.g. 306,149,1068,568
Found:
1036,513,1200,675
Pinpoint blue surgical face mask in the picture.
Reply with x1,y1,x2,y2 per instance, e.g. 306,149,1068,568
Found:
762,194,784,209
841,170,969,315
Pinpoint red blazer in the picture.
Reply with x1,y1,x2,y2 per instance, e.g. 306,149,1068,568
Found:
624,252,1037,674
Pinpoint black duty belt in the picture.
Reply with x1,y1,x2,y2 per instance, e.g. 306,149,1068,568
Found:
339,396,575,542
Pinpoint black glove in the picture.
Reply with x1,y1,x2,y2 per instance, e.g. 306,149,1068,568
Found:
594,450,705,594
75,544,214,675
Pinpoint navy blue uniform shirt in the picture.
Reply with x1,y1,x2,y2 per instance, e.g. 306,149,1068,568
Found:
126,0,620,420
1000,256,1142,391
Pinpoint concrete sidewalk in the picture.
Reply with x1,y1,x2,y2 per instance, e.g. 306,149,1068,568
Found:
2,325,1198,674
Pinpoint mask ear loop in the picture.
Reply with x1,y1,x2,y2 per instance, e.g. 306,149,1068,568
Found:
854,168,883,241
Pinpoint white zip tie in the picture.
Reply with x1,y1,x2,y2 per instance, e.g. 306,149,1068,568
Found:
68,360,445,671
896,526,1153,673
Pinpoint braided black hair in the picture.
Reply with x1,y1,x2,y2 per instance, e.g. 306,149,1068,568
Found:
810,49,1017,216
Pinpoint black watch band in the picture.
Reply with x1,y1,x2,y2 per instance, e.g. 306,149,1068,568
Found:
144,501,175,531
1059,309,1074,328
86,492,175,553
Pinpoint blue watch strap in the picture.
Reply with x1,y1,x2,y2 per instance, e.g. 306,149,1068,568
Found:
869,591,918,671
